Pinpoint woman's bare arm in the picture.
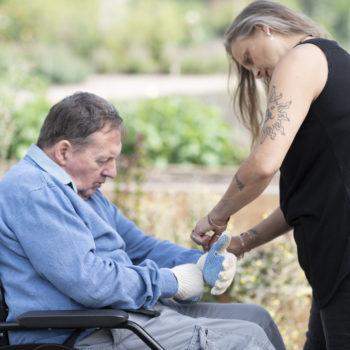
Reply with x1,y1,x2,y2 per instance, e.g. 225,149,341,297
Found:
192,43,328,249
228,207,292,257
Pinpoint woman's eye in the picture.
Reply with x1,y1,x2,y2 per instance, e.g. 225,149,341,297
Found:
244,54,252,65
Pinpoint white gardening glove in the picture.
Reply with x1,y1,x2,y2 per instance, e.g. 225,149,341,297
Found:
171,263,204,301
197,230,237,295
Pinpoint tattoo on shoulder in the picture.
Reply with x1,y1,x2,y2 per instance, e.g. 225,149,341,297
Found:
260,85,292,144
234,174,245,191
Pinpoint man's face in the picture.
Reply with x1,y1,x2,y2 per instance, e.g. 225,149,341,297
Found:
64,126,122,200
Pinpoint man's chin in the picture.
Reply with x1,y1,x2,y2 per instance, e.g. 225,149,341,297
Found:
78,188,96,200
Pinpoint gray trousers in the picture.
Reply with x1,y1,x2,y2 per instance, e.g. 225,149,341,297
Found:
75,300,285,350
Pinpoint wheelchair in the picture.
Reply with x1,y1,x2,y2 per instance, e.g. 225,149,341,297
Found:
0,280,165,350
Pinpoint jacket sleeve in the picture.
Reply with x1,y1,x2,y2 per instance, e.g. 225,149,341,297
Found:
10,185,178,309
100,193,203,267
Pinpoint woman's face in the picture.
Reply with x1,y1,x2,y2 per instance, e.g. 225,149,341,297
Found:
230,26,287,80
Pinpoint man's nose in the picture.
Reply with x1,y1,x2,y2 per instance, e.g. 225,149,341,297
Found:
103,160,117,179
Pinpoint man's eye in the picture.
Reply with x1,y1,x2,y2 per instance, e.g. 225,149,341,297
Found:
97,159,109,164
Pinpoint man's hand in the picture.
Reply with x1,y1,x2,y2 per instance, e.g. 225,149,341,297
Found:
171,264,204,301
197,231,237,295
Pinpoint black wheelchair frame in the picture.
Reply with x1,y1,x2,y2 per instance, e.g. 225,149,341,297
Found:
0,281,165,350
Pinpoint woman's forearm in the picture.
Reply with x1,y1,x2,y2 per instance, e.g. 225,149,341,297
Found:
209,152,276,225
228,207,292,257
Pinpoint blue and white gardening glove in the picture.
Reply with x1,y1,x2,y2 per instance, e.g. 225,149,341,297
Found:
197,230,237,295
171,264,204,302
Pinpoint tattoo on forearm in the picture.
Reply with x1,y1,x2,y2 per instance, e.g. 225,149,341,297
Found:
234,174,245,191
260,85,292,144
242,229,258,239
249,229,258,236
241,229,258,249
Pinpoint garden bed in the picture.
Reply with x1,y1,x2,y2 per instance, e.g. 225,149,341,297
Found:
103,166,310,350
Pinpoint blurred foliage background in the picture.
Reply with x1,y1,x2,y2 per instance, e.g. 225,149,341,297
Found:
1,0,349,348
1,0,349,83
1,0,350,161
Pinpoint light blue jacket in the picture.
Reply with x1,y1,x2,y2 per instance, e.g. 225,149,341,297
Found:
0,144,202,344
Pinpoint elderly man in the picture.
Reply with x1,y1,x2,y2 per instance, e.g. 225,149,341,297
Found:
0,92,285,349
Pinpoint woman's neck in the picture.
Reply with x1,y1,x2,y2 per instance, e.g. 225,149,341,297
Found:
297,35,314,45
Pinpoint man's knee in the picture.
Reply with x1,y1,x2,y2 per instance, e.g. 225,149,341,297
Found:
237,303,275,325
255,305,276,326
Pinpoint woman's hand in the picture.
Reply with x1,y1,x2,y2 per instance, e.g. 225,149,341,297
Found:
227,235,245,258
191,214,228,251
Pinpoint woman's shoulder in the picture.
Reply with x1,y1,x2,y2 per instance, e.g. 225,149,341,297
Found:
276,40,328,76
272,41,328,100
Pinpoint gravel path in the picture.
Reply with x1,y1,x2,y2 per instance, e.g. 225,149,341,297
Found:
47,73,228,103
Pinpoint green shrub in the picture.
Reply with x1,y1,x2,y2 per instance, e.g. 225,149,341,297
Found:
31,45,92,84
0,66,48,161
0,0,239,76
7,94,50,160
118,96,247,167
5,94,247,166
0,42,91,85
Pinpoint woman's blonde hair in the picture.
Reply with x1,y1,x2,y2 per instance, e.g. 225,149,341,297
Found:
224,0,330,144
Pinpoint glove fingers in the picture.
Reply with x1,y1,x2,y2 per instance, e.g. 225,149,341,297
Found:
211,283,228,295
214,280,230,290
210,231,230,253
203,234,235,287
211,287,223,295
213,264,236,295
214,231,232,253
211,275,234,295
219,269,235,282
222,253,237,270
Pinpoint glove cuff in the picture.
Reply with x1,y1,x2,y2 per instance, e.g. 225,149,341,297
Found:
196,252,207,270
171,264,204,300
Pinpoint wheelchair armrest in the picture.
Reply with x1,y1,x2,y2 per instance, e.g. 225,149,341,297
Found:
16,309,129,329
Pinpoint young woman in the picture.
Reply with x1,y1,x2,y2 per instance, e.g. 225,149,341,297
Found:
191,1,350,349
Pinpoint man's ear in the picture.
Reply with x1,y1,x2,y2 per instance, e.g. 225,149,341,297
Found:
53,140,72,166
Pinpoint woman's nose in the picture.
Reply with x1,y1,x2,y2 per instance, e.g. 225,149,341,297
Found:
252,67,262,79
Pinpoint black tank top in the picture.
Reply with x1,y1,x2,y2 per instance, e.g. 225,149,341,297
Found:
280,38,350,307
